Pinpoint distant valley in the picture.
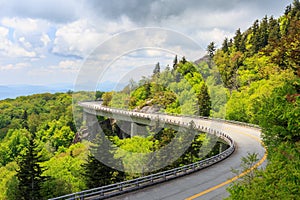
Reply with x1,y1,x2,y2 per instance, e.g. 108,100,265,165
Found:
0,84,73,100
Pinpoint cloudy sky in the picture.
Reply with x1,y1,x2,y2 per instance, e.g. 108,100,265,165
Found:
0,0,293,90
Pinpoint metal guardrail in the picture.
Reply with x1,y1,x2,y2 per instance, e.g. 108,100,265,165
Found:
78,101,260,130
49,102,258,200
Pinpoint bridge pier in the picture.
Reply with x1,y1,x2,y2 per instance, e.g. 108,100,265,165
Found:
131,122,137,137
83,111,102,141
130,122,149,138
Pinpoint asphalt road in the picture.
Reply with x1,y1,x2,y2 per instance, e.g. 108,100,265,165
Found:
108,122,266,200
79,102,267,200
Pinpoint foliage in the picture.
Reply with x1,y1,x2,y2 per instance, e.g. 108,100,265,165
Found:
14,132,48,200
41,143,88,198
258,78,300,149
0,92,94,199
0,1,298,199
225,1,300,198
103,57,212,117
82,134,125,188
226,143,300,200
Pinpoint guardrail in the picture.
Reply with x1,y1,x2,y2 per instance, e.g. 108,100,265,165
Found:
49,102,255,200
50,131,234,200
78,101,260,130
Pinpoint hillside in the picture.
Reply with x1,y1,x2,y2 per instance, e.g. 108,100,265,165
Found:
101,1,300,199
0,1,299,199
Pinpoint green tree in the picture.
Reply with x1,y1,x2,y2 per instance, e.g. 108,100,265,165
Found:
153,62,161,77
197,84,211,116
207,42,216,58
82,135,124,188
95,91,104,100
268,16,281,43
222,38,229,53
233,29,243,51
102,91,114,106
258,78,300,149
16,132,48,200
173,55,178,70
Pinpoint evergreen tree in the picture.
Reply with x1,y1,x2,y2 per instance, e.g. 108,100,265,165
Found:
22,110,28,130
197,84,211,116
16,132,47,200
173,55,178,70
293,0,300,12
207,42,216,58
258,16,269,49
181,56,187,64
153,62,160,78
268,16,281,42
222,38,229,53
285,4,292,15
82,134,125,188
250,20,260,54
233,29,242,51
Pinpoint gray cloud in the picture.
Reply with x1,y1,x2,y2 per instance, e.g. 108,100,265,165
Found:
0,0,292,25
88,0,291,25
0,0,82,23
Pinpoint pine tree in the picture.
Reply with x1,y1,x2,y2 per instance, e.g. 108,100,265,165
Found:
258,16,269,49
285,4,292,15
197,84,211,116
16,132,47,200
207,42,216,58
173,55,178,70
234,29,242,51
222,38,229,53
22,110,29,130
181,56,187,64
153,62,160,78
268,16,281,42
82,134,125,188
250,20,260,54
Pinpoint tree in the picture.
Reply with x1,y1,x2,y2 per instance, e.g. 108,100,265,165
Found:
285,4,292,15
214,50,241,92
222,38,229,53
16,132,47,200
102,92,114,106
293,0,300,11
258,16,269,49
197,84,211,116
153,62,160,77
173,55,178,70
268,16,281,43
257,78,300,149
95,91,104,100
83,154,117,188
207,42,216,58
82,134,124,188
250,20,260,54
233,29,242,51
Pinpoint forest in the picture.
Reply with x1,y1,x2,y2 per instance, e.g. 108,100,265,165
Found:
0,1,299,199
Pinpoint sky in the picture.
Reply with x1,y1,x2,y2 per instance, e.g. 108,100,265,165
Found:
0,0,293,90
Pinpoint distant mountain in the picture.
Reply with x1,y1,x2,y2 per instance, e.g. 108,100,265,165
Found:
194,55,211,65
0,84,73,100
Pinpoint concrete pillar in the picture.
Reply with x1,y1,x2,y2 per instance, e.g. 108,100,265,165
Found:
84,111,101,141
131,122,138,137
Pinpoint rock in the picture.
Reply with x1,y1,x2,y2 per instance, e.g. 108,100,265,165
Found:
140,105,161,113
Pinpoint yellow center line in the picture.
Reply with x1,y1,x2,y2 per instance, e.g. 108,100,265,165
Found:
185,129,268,200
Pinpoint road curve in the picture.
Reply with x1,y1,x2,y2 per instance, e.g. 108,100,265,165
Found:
79,102,267,200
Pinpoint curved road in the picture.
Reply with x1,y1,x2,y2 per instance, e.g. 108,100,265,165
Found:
79,102,267,200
